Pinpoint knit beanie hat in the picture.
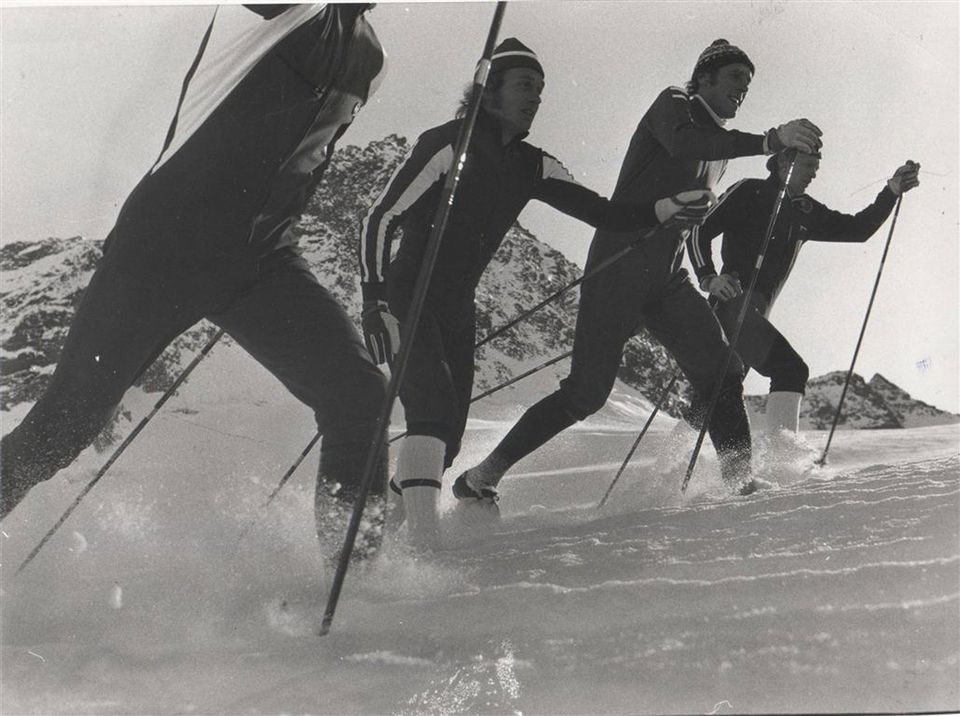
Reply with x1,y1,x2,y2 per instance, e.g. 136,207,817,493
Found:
490,38,544,78
693,39,755,77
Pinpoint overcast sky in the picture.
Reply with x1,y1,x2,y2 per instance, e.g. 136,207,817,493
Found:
1,1,957,413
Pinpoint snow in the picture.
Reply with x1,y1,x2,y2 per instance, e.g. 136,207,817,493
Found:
1,348,958,714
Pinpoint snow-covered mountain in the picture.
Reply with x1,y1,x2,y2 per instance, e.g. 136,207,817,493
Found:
745,371,960,430
3,135,955,437
0,135,684,427
868,372,960,428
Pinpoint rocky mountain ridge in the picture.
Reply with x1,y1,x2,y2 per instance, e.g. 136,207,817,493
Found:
0,135,684,426
744,372,958,430
2,135,955,436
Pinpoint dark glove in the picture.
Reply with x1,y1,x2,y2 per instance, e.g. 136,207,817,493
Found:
887,161,920,195
768,118,823,154
362,300,400,366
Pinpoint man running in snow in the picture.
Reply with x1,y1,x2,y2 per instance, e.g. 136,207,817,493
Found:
1,4,389,557
455,39,824,502
359,38,714,548
687,150,920,449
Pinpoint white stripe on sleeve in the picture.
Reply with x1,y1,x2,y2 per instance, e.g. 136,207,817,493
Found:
360,141,454,283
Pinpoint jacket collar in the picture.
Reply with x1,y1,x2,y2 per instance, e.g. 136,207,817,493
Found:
474,107,530,147
692,94,727,127
764,173,813,211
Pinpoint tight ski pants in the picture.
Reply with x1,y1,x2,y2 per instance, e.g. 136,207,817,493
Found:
714,293,809,394
495,231,751,476
387,277,476,470
0,202,386,518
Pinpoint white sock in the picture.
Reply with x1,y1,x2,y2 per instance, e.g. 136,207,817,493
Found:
765,391,803,436
395,435,445,549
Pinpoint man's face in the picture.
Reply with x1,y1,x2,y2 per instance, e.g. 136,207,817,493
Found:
781,153,820,195
696,62,752,119
484,67,544,136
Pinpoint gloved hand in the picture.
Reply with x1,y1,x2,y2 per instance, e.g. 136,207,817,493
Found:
362,300,400,366
701,273,742,302
769,119,823,154
887,160,920,195
655,189,716,227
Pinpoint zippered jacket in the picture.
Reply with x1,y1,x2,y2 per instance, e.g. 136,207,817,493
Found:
358,109,659,308
687,174,897,303
595,86,769,274
130,4,385,255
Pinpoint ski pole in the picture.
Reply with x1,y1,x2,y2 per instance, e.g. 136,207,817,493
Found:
232,431,323,548
680,158,797,494
319,2,508,636
816,194,904,466
597,368,680,508
475,222,669,349
389,348,573,443
16,327,226,576
597,296,727,506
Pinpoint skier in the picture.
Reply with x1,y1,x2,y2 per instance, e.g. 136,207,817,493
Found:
687,150,920,450
1,4,389,557
359,38,715,548
454,39,824,503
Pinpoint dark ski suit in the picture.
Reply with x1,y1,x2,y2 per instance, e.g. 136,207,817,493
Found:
491,87,774,480
1,5,387,518
359,109,662,467
687,175,899,393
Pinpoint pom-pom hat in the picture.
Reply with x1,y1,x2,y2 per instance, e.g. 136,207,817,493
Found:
694,39,754,76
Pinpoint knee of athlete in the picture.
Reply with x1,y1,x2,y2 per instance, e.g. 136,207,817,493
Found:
771,357,810,395
720,369,745,397
335,366,387,420
560,385,607,420
795,358,810,392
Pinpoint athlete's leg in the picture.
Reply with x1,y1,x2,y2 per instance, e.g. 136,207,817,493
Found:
207,250,387,555
458,236,653,494
715,294,808,434
645,277,752,488
0,218,238,518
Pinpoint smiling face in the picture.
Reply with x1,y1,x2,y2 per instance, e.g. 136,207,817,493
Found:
695,62,753,119
483,67,544,140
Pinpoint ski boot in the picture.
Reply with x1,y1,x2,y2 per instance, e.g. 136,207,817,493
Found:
452,470,501,517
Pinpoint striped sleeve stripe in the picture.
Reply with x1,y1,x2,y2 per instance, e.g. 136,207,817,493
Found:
689,224,706,268
541,152,582,186
689,179,749,269
360,139,453,283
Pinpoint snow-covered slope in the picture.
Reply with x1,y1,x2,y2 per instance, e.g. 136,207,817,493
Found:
1,379,957,714
3,135,958,712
